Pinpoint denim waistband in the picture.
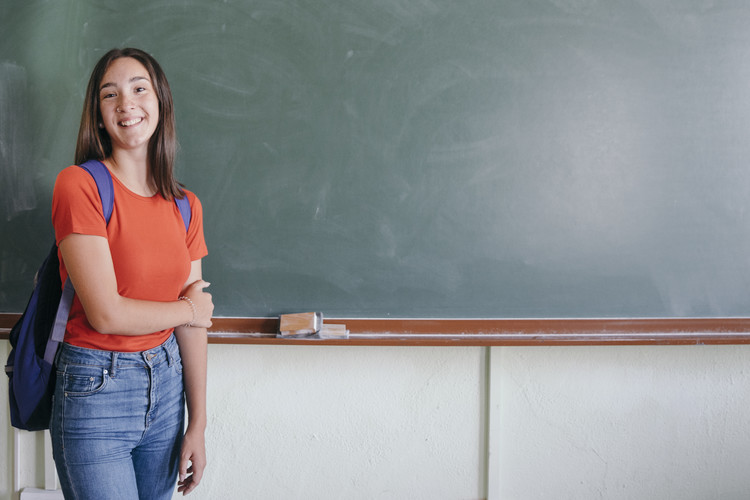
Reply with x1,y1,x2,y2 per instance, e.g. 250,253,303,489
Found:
56,334,180,377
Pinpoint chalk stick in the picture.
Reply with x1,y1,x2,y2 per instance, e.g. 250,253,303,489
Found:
318,323,349,339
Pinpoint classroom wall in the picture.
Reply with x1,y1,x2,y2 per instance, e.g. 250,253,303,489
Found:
4,340,750,499
1,341,487,500
489,345,750,499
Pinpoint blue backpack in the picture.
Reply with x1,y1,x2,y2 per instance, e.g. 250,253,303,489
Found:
5,159,191,431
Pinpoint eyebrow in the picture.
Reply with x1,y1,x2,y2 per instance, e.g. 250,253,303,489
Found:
99,76,150,92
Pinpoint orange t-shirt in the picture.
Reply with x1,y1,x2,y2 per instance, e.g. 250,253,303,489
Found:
52,164,208,352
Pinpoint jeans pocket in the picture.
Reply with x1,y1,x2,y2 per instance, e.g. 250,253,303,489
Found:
61,364,109,397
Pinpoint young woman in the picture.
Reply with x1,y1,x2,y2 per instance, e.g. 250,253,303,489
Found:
49,48,213,499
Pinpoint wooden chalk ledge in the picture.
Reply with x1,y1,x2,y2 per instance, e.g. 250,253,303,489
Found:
3,315,750,346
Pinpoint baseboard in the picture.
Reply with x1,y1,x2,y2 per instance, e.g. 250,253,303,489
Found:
19,488,64,500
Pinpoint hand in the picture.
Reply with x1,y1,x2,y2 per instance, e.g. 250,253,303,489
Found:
177,427,206,495
182,280,214,328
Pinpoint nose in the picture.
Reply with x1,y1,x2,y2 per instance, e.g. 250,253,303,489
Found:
116,94,135,112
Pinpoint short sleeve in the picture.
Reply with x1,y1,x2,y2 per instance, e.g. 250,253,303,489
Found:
52,165,108,244
184,190,208,261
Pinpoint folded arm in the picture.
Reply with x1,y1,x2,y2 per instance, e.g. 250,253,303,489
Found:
59,233,212,335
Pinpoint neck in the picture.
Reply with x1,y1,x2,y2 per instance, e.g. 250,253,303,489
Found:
106,150,156,197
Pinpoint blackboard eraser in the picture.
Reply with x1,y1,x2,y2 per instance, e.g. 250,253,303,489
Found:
278,312,322,337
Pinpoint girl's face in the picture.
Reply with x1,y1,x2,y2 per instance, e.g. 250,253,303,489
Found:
98,57,160,155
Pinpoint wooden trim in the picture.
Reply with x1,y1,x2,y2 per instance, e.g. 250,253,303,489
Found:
207,317,750,346
5,313,750,346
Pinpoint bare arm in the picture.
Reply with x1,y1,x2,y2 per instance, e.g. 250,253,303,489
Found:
59,233,213,335
175,259,208,495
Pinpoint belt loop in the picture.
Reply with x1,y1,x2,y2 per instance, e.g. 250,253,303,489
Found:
164,342,173,367
110,351,118,378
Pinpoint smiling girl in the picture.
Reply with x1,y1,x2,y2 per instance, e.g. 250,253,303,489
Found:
49,48,213,499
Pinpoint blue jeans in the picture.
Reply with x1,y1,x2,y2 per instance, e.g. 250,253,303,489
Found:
50,335,185,500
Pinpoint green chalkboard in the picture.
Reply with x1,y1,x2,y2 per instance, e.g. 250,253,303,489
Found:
2,0,750,318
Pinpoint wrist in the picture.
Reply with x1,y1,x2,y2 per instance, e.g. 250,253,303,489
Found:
186,416,207,433
179,296,196,327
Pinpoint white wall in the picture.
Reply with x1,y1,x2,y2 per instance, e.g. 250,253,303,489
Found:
3,341,750,500
489,345,750,500
1,342,487,500
196,344,487,499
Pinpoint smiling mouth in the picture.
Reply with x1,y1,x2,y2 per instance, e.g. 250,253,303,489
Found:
119,117,143,127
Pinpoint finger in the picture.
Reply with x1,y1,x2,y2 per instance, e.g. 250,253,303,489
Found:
179,457,189,483
185,279,210,294
191,465,204,487
177,474,192,492
180,476,198,495
177,478,190,494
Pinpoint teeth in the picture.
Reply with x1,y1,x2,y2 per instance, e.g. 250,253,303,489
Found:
120,118,142,127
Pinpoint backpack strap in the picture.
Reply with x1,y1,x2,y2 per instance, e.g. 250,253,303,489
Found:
44,276,73,364
175,195,191,232
78,160,115,224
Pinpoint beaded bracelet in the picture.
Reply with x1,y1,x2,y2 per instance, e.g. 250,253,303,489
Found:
179,296,196,327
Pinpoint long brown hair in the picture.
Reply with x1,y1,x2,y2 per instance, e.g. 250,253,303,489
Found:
75,48,183,200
